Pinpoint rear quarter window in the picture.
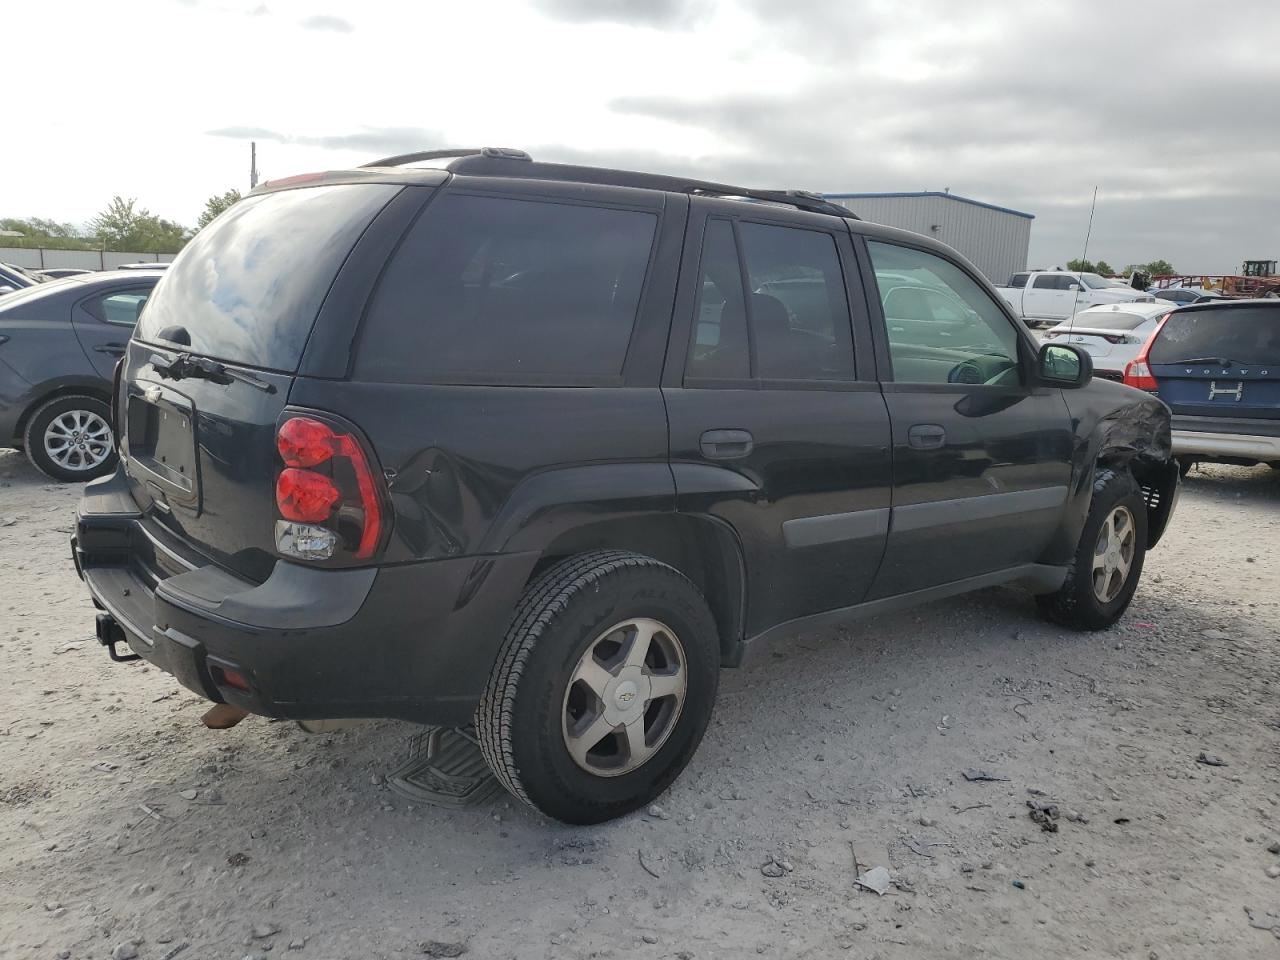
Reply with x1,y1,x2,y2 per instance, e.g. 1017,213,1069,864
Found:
352,193,657,384
136,183,399,371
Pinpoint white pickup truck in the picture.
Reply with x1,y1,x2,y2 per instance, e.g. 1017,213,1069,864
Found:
995,271,1155,327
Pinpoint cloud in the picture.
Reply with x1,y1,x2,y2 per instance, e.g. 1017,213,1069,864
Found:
299,13,353,32
529,0,707,27
598,0,1280,272
207,125,443,156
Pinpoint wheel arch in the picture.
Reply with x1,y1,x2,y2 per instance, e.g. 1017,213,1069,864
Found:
528,513,748,666
12,378,112,444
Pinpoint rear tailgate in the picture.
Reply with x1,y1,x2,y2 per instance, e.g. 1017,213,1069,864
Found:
123,181,404,582
1148,304,1280,423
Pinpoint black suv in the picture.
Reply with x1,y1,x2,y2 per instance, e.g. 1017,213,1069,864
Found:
74,149,1180,823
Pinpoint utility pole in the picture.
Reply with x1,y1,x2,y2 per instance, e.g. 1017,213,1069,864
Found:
249,141,259,189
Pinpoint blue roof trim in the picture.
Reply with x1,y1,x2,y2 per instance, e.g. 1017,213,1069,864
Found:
823,191,1035,220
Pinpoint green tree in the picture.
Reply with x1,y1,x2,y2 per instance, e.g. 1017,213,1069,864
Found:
0,218,97,250
1066,258,1096,273
91,197,190,253
1123,259,1177,279
1094,260,1114,276
197,189,242,230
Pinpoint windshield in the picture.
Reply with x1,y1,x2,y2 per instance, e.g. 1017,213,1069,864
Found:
1080,273,1112,290
1149,306,1280,366
136,183,398,371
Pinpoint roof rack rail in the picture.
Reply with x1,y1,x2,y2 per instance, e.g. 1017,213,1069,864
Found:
359,148,854,218
688,186,854,218
361,147,531,168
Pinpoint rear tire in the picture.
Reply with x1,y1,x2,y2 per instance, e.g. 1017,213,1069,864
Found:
23,394,117,483
1037,467,1147,631
476,551,720,824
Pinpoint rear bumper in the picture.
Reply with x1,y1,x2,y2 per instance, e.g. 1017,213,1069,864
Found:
73,473,538,726
1172,427,1280,463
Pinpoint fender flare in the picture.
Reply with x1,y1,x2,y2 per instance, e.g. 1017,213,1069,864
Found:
478,462,676,555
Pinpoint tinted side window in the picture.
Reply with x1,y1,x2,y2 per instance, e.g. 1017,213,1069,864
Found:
686,219,749,380
355,194,657,383
867,241,1022,386
96,289,151,326
738,222,854,381
1008,272,1029,288
1032,274,1065,290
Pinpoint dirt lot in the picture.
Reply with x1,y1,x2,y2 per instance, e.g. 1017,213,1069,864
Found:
2,450,1279,960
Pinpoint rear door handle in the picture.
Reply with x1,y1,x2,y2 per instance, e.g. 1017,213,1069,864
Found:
907,424,946,449
700,429,754,460
94,343,127,356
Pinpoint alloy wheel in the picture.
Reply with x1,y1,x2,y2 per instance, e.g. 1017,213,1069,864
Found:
43,409,113,472
1092,504,1136,603
561,618,687,777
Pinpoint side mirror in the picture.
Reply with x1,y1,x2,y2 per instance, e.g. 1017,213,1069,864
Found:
1039,342,1092,388
1065,282,1081,291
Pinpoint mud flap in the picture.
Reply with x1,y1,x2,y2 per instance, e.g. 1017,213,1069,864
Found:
387,726,501,809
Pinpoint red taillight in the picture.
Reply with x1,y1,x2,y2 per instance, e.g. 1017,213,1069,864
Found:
1123,313,1171,392
277,416,338,468
274,413,386,561
276,468,340,522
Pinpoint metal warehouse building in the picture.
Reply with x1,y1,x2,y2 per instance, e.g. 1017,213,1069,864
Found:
823,191,1033,284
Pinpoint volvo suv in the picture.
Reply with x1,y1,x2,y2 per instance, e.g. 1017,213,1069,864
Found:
73,149,1180,823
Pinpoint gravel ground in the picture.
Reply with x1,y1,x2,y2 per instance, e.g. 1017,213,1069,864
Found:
2,449,1279,959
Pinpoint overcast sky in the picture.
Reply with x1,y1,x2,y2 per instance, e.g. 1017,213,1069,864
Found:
5,0,1278,273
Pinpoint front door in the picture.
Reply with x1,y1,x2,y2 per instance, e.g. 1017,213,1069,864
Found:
858,239,1074,599
662,201,892,637
1024,273,1076,321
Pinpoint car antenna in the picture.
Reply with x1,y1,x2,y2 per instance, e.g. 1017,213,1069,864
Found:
1068,186,1098,338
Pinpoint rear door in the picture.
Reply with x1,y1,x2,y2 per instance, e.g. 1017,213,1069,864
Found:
72,284,154,378
662,200,892,636
858,238,1074,599
1149,304,1280,428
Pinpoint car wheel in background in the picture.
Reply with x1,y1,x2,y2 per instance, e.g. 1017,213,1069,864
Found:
23,394,117,483
1037,467,1148,631
477,551,720,824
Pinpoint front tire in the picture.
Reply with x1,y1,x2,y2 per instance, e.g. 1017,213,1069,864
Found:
23,394,117,482
1037,467,1148,630
476,551,720,824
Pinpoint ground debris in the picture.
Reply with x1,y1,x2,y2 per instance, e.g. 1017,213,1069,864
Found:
962,768,1010,783
421,941,468,958
638,849,661,879
855,865,891,895
1027,799,1060,832
1196,752,1227,767
1245,907,1280,939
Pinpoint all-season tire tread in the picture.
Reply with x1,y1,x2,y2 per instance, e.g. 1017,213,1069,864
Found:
476,550,693,813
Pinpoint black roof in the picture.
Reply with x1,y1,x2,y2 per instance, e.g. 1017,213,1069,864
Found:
264,147,856,219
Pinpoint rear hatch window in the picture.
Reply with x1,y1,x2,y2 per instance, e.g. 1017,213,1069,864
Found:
136,183,399,371
1149,305,1280,418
